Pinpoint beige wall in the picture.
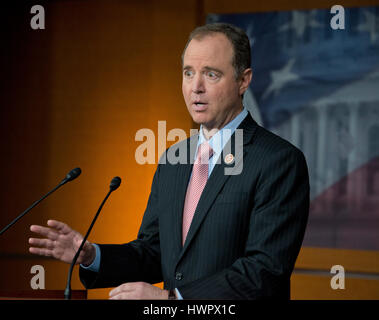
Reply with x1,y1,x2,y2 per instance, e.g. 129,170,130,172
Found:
0,0,377,299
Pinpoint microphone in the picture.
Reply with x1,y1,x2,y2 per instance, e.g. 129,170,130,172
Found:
64,176,122,300
0,167,82,236
64,167,82,183
110,176,121,191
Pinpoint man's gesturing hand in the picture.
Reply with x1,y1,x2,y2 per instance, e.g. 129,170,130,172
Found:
29,220,95,266
109,282,169,300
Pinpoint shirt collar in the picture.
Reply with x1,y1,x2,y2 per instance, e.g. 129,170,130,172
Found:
197,107,248,158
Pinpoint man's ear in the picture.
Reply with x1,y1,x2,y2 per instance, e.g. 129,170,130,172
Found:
238,68,253,96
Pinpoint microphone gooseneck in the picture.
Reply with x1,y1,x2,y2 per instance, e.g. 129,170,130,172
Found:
64,176,122,300
0,167,82,236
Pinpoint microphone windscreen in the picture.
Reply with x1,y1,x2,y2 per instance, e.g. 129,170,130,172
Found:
65,167,82,182
110,176,121,191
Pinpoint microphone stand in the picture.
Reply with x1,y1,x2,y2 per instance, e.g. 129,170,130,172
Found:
64,177,121,300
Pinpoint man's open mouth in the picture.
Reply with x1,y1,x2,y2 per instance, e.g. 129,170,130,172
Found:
193,102,208,107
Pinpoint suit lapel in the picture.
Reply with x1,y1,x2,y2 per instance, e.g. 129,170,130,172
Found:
175,113,258,267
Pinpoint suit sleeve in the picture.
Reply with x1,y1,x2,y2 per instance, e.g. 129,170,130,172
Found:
79,164,163,289
177,147,310,299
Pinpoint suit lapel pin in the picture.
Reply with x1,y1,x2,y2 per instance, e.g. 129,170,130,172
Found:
224,153,234,165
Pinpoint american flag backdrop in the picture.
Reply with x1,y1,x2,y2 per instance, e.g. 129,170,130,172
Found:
207,6,379,251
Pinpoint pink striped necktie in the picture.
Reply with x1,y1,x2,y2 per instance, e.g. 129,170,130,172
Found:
182,141,213,245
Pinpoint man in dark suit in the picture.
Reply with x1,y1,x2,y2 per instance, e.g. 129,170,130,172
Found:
29,23,309,299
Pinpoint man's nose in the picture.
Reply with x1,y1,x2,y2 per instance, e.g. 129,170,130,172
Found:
192,74,205,94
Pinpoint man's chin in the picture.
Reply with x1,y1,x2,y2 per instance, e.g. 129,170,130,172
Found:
190,112,210,125
189,111,220,131
191,119,219,134
191,117,211,129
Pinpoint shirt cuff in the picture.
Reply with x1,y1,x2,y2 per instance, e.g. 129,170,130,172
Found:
80,243,101,272
175,288,183,300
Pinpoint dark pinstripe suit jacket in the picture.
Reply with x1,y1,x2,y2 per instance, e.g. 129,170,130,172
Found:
80,112,310,299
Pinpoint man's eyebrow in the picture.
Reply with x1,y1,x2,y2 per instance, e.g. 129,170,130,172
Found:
182,65,223,74
203,66,223,74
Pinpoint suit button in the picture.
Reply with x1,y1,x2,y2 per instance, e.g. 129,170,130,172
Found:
175,272,183,281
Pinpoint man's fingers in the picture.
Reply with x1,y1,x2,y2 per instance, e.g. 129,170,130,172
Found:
109,293,121,300
109,286,121,298
109,292,132,300
109,290,134,300
109,284,131,297
108,282,166,300
30,225,59,240
29,246,52,257
28,237,55,249
109,282,141,298
47,220,72,235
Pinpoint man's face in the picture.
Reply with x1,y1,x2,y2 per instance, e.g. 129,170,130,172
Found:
182,33,247,132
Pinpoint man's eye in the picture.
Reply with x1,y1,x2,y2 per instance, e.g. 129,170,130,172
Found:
207,71,218,79
184,70,193,77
